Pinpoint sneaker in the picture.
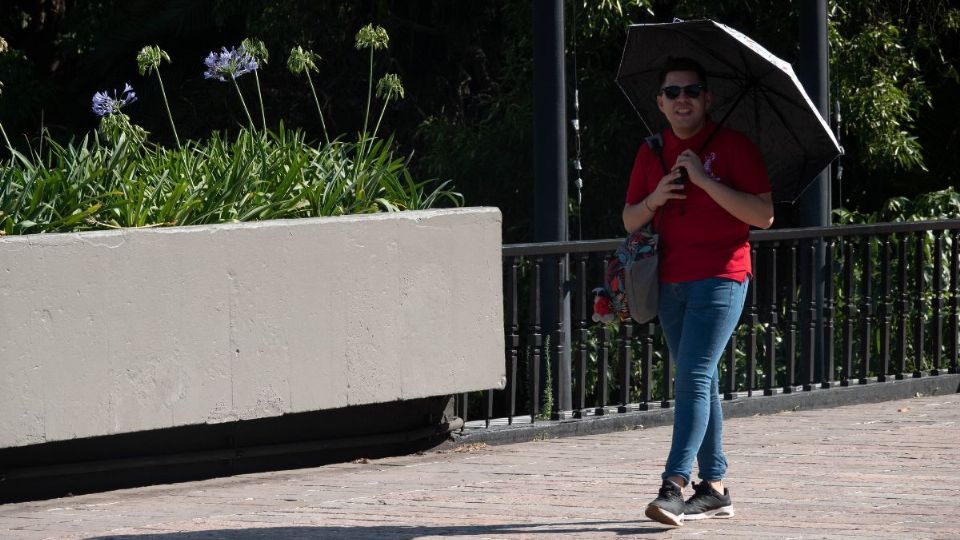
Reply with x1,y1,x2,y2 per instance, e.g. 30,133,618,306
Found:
683,481,735,520
644,479,685,526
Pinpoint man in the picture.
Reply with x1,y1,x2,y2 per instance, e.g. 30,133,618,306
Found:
622,57,774,526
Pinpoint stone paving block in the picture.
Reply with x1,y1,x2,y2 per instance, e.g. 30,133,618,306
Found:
0,395,958,539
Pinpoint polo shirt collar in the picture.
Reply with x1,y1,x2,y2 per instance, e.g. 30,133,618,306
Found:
664,117,718,151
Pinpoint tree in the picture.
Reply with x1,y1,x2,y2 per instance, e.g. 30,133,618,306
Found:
413,0,960,239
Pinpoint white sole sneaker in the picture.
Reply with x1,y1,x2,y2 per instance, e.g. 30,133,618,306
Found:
683,505,735,520
645,504,684,526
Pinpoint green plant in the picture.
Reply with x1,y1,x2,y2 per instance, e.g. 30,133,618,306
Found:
539,336,554,419
0,25,462,236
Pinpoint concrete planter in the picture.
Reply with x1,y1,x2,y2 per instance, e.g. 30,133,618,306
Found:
0,208,505,449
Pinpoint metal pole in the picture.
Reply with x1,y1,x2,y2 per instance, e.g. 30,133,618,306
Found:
533,0,572,417
798,0,831,385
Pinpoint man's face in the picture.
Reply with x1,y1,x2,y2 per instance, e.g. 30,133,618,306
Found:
656,70,711,139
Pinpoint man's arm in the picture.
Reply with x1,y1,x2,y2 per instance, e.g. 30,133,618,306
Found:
695,181,774,229
622,169,688,232
622,199,656,233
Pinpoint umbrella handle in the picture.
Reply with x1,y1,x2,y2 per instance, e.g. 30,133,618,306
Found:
676,166,689,185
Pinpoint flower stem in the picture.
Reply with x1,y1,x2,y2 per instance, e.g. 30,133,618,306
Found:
231,77,256,131
305,71,330,145
370,98,391,145
155,71,181,148
254,71,268,132
355,46,375,182
362,47,373,137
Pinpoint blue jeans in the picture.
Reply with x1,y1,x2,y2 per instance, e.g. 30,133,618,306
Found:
658,276,748,483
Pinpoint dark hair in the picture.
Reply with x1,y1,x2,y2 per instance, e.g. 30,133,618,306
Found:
657,57,708,88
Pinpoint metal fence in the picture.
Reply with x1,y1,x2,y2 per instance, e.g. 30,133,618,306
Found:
458,219,960,426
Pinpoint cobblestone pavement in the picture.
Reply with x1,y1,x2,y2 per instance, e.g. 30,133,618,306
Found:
1,394,958,540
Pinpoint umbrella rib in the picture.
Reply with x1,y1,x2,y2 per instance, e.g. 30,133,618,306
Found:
677,25,748,79
752,69,812,106
617,82,655,136
760,84,810,202
691,45,748,89
757,85,812,160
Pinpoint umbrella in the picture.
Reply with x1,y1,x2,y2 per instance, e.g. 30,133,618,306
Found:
616,19,842,203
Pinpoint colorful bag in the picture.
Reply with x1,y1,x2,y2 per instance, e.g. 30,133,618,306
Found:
593,228,659,324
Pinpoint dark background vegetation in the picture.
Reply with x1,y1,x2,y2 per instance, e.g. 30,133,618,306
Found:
1,0,957,241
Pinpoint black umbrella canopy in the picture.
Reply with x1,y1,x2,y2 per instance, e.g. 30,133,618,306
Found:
616,19,841,203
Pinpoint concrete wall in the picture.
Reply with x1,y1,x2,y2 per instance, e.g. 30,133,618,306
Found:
0,208,505,449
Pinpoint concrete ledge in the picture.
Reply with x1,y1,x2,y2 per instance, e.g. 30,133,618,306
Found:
451,373,960,447
0,208,505,448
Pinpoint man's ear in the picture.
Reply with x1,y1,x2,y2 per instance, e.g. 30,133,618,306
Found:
656,94,664,114
704,90,713,110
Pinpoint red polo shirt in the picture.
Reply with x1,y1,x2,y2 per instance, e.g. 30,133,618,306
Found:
625,119,771,283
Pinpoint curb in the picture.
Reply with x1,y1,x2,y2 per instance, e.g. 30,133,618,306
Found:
445,373,960,448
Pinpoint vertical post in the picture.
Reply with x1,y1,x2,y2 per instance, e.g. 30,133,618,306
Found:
533,0,571,414
951,230,959,374
506,258,520,423
746,245,759,396
573,254,589,417
785,240,799,392
878,234,892,382
724,334,739,399
764,244,779,396
822,238,837,387
803,239,818,390
842,239,855,385
596,253,611,416
639,323,655,409
897,232,909,378
858,237,873,384
530,258,543,421
619,322,634,412
798,0,831,391
552,256,571,419
596,322,611,415
932,230,944,375
913,233,926,377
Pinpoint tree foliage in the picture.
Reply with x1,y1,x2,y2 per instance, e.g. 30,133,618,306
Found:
415,0,960,239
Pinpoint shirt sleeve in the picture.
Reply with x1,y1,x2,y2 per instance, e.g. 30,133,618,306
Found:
732,133,772,195
625,144,652,205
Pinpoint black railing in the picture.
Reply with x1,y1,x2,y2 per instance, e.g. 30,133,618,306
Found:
460,219,960,426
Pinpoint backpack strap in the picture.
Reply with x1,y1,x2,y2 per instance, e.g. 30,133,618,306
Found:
641,132,670,233
644,132,670,176
647,124,723,174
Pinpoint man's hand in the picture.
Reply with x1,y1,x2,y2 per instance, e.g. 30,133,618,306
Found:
647,169,687,209
674,149,708,186
623,170,687,232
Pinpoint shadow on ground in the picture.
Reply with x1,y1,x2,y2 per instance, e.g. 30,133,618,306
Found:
87,521,674,539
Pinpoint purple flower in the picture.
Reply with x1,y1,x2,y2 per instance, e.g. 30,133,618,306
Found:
203,46,259,82
91,83,137,117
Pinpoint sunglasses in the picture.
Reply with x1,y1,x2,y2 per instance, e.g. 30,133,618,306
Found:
659,84,706,99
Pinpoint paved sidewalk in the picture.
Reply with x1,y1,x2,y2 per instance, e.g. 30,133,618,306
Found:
1,394,958,540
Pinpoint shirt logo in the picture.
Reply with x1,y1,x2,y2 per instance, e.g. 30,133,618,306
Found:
702,152,720,181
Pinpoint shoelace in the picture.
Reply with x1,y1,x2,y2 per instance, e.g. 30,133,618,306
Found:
691,481,717,498
659,483,680,498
